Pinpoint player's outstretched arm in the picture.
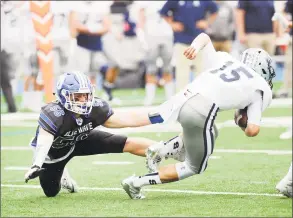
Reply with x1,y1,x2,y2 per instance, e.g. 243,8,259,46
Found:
183,33,216,60
24,127,54,183
103,110,152,128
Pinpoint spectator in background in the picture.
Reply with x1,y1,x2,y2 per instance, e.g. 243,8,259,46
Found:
69,1,118,102
236,0,279,56
274,0,292,99
206,0,234,53
1,49,17,113
136,1,174,106
160,0,218,92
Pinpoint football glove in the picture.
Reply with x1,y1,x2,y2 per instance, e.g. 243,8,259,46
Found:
24,165,45,183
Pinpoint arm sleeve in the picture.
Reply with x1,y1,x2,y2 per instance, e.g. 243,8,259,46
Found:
32,127,54,168
160,0,177,16
247,90,263,126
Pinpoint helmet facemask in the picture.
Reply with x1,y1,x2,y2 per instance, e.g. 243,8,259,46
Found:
263,58,276,90
61,88,95,115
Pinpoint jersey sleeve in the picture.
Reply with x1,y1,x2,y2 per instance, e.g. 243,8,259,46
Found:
38,103,65,135
247,90,263,126
91,98,114,124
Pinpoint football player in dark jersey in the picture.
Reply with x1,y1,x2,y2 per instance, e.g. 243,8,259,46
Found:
24,71,175,198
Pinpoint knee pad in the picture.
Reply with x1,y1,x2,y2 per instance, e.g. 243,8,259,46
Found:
175,161,196,180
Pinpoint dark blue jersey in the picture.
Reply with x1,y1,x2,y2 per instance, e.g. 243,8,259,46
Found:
31,97,113,159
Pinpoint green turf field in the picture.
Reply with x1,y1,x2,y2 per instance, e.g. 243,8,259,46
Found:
1,87,292,217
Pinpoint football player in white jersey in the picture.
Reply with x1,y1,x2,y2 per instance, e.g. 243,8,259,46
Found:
51,1,73,76
135,1,174,106
120,33,276,199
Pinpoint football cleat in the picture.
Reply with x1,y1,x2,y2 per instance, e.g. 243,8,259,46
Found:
276,176,292,198
121,175,145,200
61,170,78,193
145,142,164,173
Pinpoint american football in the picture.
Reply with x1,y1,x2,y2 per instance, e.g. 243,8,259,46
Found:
234,107,248,128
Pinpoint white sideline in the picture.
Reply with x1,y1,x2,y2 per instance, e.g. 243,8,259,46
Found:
0,184,283,197
0,98,291,122
1,116,291,130
1,146,291,155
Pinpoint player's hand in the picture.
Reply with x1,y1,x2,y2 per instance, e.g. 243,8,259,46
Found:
196,20,208,30
24,165,45,183
183,46,196,60
171,22,184,32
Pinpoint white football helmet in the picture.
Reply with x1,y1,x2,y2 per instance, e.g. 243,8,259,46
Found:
241,48,276,89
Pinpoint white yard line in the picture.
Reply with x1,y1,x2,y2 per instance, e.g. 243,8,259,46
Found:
0,184,283,197
92,161,134,165
1,146,291,155
4,167,30,171
4,157,222,171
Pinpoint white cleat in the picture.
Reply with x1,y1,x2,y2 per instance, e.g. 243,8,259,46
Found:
61,169,78,193
121,175,145,200
279,128,292,140
145,142,164,173
276,177,292,198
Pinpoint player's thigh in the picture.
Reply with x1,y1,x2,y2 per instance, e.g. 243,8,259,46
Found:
160,38,173,73
145,44,159,75
73,130,128,156
178,95,218,173
246,33,263,50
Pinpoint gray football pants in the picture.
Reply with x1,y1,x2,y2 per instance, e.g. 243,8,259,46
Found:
178,94,219,175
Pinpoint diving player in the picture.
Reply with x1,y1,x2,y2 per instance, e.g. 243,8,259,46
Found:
24,71,176,198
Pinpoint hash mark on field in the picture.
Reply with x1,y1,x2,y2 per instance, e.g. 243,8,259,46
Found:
1,184,283,197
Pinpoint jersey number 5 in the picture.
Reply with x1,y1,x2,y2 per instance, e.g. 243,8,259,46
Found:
211,61,254,82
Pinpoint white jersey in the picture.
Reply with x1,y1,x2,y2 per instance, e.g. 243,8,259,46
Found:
51,1,72,41
155,42,272,123
1,1,34,51
135,1,172,37
71,1,111,32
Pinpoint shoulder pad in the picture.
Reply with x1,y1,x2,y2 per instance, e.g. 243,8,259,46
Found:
38,102,65,135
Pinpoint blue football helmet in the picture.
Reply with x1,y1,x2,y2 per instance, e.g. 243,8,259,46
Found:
56,71,95,115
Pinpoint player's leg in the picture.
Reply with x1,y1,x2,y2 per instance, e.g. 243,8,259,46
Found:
161,38,175,101
73,130,157,157
38,159,74,197
122,95,219,199
30,145,77,197
173,43,191,92
276,162,293,198
144,39,159,106
102,52,119,101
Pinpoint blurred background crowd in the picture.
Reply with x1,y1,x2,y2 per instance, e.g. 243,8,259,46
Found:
1,0,292,113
